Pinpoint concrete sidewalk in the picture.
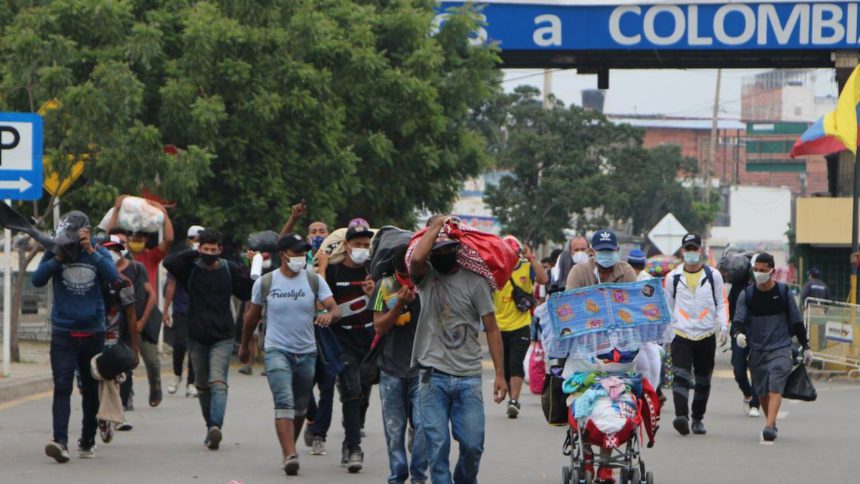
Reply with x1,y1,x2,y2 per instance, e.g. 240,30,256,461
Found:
0,340,53,404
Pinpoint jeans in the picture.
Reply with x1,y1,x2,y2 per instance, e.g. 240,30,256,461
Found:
307,355,338,439
419,369,485,484
336,346,372,451
671,335,716,420
139,339,161,389
188,338,233,429
50,331,105,446
264,349,317,419
731,336,759,408
380,371,428,484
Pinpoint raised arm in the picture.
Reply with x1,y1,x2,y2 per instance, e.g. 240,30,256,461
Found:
150,201,174,254
410,216,445,283
279,200,307,237
104,195,128,232
32,251,61,287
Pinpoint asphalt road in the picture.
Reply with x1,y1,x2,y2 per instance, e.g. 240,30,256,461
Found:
0,357,856,484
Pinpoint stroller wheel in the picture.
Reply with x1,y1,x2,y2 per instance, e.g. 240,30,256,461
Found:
571,469,581,484
563,466,572,484
645,471,654,484
631,468,641,484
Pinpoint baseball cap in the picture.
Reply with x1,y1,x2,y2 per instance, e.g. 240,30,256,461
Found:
277,233,311,252
102,234,125,252
348,218,369,229
591,229,618,251
187,225,205,239
432,231,460,251
627,249,646,265
681,233,702,249
502,235,522,254
345,224,373,241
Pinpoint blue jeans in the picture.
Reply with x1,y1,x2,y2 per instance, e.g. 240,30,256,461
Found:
307,351,338,439
188,338,233,429
50,331,105,446
381,371,428,484
419,370,485,484
264,349,317,419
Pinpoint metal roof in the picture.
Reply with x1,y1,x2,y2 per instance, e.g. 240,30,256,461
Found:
610,117,747,131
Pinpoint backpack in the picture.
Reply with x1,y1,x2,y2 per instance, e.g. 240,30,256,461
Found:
673,265,718,308
509,261,537,312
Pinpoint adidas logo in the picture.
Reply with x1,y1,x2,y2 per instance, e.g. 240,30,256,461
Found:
599,232,612,241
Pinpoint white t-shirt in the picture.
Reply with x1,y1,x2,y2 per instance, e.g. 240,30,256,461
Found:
251,269,333,354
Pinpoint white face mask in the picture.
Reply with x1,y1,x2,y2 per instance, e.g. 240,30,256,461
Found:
288,256,306,273
683,251,701,265
262,258,272,270
109,251,122,264
192,242,200,251
754,270,772,286
350,248,370,265
572,251,589,264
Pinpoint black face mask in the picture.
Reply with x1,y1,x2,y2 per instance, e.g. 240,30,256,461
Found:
430,252,458,274
200,253,219,266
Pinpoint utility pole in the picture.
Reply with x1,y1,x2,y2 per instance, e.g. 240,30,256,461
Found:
705,69,722,207
543,69,553,109
834,52,860,304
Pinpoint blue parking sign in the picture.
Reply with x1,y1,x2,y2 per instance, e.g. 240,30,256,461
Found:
0,113,43,201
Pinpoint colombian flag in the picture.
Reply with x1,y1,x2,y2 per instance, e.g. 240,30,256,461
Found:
791,65,860,158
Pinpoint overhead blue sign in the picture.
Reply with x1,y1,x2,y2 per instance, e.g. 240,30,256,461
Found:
437,1,860,51
0,113,43,201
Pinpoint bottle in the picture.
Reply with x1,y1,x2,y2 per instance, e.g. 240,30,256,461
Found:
250,252,264,280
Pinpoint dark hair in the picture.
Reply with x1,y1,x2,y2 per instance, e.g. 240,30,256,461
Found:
549,248,563,262
392,244,409,273
629,261,646,270
540,257,553,265
108,227,129,237
755,252,775,269
197,229,222,246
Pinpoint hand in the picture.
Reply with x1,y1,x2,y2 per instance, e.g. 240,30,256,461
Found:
493,374,508,404
246,250,259,262
802,347,813,365
362,276,375,297
397,285,415,304
736,333,748,349
238,344,251,364
291,200,307,219
162,312,172,328
146,199,166,212
315,313,333,327
114,194,128,208
79,228,95,254
523,245,535,261
315,249,329,265
718,330,728,348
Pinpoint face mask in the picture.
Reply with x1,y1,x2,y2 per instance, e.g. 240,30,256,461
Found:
262,258,272,270
572,251,589,264
200,253,219,265
430,252,458,274
128,241,146,253
109,251,122,264
310,236,325,251
121,249,129,258
594,251,619,269
754,270,772,286
350,248,370,265
288,256,306,273
683,251,701,265
191,242,200,251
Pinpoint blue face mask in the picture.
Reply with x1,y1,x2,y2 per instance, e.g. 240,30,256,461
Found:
310,236,325,251
595,250,619,268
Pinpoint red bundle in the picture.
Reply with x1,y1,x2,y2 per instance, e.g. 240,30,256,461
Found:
406,220,518,290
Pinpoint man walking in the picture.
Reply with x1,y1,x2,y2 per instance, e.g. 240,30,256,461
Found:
410,216,507,484
551,236,590,292
164,229,252,450
800,268,831,308
240,233,341,475
734,252,812,443
33,212,121,463
665,233,728,436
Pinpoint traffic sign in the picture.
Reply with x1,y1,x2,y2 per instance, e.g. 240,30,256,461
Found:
647,212,688,256
0,112,43,200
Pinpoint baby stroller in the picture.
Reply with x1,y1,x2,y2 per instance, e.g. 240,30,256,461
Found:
560,364,661,484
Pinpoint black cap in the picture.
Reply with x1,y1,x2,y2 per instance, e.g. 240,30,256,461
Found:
681,233,702,249
277,233,311,252
432,231,460,251
345,224,373,241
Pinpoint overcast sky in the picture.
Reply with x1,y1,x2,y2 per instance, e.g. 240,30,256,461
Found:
502,68,839,118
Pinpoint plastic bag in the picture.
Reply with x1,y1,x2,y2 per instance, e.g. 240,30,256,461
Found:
247,230,279,253
98,197,164,233
528,341,546,395
783,364,817,401
370,226,413,281
718,247,753,286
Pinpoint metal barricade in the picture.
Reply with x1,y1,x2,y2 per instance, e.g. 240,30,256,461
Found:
804,297,860,377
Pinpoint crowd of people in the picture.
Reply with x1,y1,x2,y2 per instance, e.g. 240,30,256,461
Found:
32,195,819,483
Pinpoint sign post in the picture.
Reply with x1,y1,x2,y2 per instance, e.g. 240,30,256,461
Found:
1,112,44,376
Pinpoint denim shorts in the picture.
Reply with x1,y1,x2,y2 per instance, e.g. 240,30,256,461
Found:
265,349,317,419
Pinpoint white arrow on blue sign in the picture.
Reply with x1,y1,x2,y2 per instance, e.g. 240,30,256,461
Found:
0,112,43,201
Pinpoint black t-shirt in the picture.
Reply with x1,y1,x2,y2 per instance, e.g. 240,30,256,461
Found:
748,285,786,317
326,263,374,355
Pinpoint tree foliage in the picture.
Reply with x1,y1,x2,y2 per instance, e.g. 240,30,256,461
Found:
483,86,714,247
0,0,501,238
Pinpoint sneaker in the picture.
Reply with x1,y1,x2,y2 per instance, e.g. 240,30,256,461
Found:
115,421,133,432
167,375,182,395
673,416,690,436
260,370,267,377
238,365,253,375
340,442,349,467
742,397,751,415
98,420,114,443
283,454,300,476
506,400,521,419
45,441,69,463
748,406,762,418
360,427,366,438
303,428,315,448
186,384,198,398
762,426,778,442
207,426,222,450
149,384,162,407
691,419,707,435
346,448,364,473
124,395,134,412
311,437,327,456
77,439,96,459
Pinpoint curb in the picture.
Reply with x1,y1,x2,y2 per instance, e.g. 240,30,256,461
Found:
0,374,53,405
